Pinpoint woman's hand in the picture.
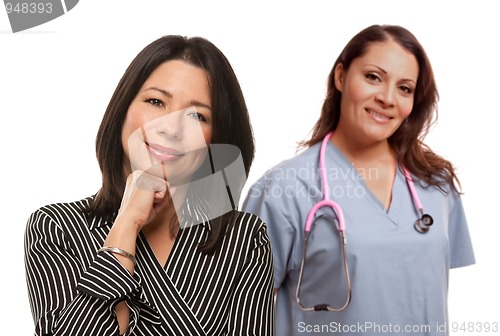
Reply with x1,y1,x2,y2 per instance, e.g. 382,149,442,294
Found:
117,170,172,233
103,169,173,275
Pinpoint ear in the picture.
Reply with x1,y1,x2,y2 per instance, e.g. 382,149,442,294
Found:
334,63,345,92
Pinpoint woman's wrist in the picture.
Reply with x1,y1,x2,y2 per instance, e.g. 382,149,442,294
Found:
98,247,137,266
115,208,148,235
104,215,141,274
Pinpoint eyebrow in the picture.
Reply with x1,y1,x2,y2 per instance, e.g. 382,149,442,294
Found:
143,87,212,110
366,64,417,84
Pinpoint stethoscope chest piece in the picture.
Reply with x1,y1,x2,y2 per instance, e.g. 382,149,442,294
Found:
414,213,434,234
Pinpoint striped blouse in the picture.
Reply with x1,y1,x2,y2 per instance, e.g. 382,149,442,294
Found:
25,195,275,335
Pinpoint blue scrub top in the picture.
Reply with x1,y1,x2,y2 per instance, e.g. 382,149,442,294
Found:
242,141,475,336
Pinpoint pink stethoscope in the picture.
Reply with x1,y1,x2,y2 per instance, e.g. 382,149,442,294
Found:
295,131,434,312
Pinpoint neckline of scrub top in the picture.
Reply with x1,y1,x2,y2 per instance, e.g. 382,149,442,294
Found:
324,140,405,225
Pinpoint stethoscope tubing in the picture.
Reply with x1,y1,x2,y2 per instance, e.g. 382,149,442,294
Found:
297,131,351,312
304,132,345,233
402,166,434,233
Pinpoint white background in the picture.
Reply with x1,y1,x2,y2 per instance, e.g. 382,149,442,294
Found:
1,1,498,334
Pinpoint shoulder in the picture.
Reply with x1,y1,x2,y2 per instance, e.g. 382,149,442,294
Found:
409,170,463,213
26,195,95,233
232,211,267,233
267,144,320,175
244,144,322,209
412,170,458,197
250,144,321,189
228,211,270,244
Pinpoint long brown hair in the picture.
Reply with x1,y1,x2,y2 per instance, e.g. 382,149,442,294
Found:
302,25,460,193
89,35,255,254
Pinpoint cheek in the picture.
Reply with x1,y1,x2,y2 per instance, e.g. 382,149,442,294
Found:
121,116,135,156
400,99,414,118
122,107,150,159
124,107,148,133
343,77,373,107
203,127,212,145
122,106,154,144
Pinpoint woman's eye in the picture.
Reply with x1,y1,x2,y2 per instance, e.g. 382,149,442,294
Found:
187,111,208,122
144,98,165,108
365,73,381,82
399,86,413,94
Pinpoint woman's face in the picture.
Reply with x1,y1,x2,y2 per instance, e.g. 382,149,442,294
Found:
334,39,419,145
122,60,212,185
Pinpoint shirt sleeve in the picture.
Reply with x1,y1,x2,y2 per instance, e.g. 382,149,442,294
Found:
228,218,275,336
242,175,296,289
77,252,162,332
24,208,159,336
448,193,475,268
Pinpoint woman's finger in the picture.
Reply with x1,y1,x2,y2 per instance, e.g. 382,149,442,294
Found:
154,190,165,199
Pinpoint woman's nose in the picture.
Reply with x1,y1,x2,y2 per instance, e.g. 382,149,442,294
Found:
155,110,183,140
375,85,395,107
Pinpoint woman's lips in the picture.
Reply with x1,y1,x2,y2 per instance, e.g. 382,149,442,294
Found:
145,142,183,161
366,108,393,123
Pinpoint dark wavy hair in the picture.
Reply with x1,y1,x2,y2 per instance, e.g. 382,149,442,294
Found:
89,35,255,254
302,24,460,193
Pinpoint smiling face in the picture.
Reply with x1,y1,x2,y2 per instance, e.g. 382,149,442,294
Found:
334,39,419,146
121,60,212,185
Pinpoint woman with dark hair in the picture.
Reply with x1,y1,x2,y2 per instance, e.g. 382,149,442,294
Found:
243,25,474,335
25,36,274,336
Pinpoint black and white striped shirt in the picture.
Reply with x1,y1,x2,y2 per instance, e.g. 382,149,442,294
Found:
25,195,275,335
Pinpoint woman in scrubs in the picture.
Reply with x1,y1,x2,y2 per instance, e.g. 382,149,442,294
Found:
243,24,474,336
